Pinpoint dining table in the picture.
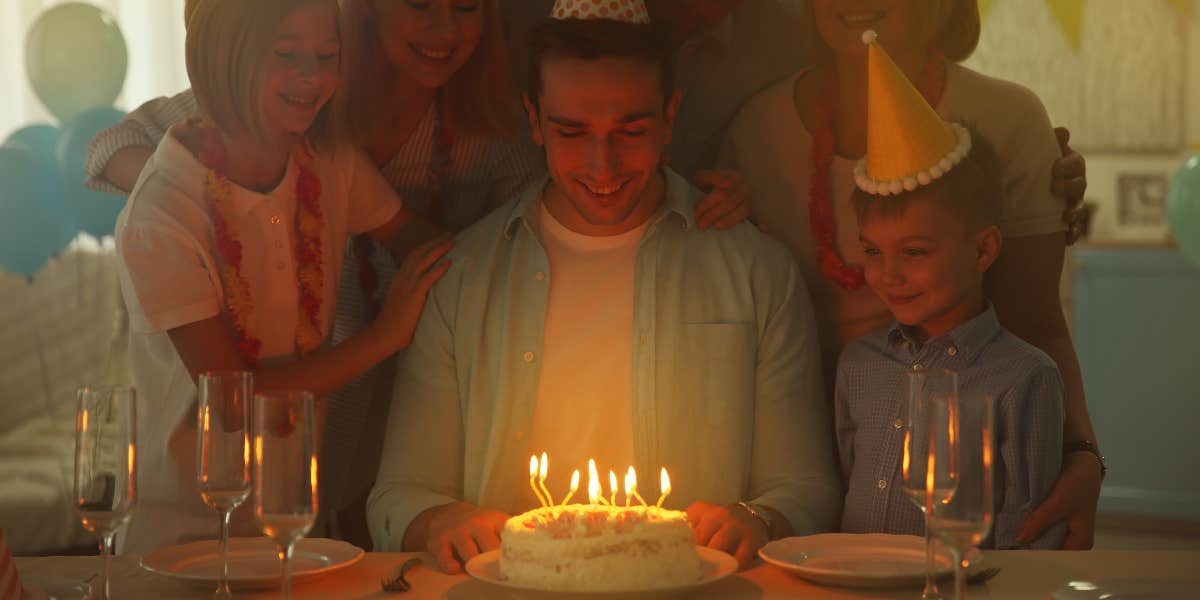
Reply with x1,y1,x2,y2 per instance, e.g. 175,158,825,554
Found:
15,548,1200,599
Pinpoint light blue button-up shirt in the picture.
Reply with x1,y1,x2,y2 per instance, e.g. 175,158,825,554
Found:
368,170,841,550
835,305,1067,549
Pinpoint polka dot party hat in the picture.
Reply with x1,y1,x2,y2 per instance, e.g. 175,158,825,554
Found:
551,0,651,23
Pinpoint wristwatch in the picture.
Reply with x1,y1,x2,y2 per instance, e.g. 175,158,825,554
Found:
1063,440,1107,480
736,501,773,539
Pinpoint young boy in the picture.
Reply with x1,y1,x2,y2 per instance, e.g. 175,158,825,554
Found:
834,31,1067,549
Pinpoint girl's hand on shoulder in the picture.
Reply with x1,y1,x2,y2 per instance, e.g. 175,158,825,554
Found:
693,170,755,231
376,233,454,349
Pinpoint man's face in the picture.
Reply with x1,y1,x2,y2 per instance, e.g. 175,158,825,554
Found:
525,55,679,236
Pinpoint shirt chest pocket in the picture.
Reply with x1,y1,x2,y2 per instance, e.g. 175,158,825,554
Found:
675,322,756,428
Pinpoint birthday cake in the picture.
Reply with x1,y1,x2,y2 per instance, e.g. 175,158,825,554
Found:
499,504,702,590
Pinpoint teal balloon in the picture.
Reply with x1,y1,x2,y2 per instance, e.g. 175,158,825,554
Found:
25,3,128,123
0,147,66,277
3,124,60,163
57,106,128,238
1167,154,1200,266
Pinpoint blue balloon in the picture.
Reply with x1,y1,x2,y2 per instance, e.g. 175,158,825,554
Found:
56,105,127,238
3,124,60,163
0,147,66,277
1167,154,1200,267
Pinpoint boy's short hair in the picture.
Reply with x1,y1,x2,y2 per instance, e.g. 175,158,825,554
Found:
525,17,674,110
852,132,1002,233
186,0,338,148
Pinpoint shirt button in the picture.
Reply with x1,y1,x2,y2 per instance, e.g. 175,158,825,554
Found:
877,479,888,490
947,346,958,357
893,419,903,430
270,215,282,225
523,351,535,363
912,363,922,371
535,272,546,281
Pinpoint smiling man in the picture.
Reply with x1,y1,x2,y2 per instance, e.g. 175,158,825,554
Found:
367,10,840,573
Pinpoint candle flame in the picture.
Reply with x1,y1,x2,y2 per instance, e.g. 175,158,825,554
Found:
587,459,600,505
628,465,638,504
529,455,538,478
561,469,580,506
656,468,671,508
529,455,548,507
538,451,555,505
609,470,618,505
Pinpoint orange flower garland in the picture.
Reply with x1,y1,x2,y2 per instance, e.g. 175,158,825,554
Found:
190,119,325,366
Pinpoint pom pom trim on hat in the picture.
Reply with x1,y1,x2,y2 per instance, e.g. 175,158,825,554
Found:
853,122,972,197
551,0,651,23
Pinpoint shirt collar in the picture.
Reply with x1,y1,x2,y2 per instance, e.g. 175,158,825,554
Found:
503,169,696,240
886,303,1002,363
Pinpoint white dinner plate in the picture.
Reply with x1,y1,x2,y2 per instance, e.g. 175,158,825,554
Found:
759,533,977,588
22,574,91,600
465,546,737,599
1052,578,1198,599
139,537,363,590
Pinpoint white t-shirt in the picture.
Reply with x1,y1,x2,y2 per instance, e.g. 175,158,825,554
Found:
519,206,648,510
114,133,400,554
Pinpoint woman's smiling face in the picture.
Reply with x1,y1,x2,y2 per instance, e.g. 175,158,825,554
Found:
370,0,484,89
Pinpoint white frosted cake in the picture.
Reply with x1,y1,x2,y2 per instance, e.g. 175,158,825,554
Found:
499,504,702,590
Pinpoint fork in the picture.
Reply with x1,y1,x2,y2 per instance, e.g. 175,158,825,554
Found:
381,557,423,593
966,567,1002,585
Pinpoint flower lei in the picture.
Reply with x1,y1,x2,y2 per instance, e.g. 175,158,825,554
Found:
354,89,455,323
809,49,946,291
191,119,325,366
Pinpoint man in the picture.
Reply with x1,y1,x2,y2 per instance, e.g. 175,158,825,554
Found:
367,8,840,573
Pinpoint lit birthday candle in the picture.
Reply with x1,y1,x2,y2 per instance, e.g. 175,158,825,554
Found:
560,469,580,506
587,459,603,506
626,466,648,507
609,470,618,506
529,455,547,507
539,451,555,506
623,468,633,507
656,468,671,508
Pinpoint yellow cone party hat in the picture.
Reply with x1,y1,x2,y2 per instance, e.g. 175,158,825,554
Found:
854,30,971,197
551,0,650,23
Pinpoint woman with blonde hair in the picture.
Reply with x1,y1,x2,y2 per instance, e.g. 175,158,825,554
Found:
721,0,1101,549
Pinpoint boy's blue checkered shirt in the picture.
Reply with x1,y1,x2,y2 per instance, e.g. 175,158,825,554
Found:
834,304,1068,548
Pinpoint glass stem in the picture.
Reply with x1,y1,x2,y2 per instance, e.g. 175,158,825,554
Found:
98,532,114,600
922,516,941,599
952,547,966,600
280,543,295,600
217,509,232,597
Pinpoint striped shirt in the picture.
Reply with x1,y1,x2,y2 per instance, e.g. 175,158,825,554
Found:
834,305,1068,549
83,89,545,524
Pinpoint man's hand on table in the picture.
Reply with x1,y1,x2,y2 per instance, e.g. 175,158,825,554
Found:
1017,450,1103,549
686,501,769,570
424,502,511,574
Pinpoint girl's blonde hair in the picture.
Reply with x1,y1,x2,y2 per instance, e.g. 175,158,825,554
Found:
338,0,518,143
799,0,981,64
186,0,341,148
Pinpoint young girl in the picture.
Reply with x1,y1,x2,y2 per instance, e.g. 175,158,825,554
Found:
722,0,1100,548
114,0,451,554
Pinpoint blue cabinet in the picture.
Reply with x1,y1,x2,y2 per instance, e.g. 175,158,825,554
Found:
1071,247,1200,520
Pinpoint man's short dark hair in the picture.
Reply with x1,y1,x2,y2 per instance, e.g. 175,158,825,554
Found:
526,17,674,110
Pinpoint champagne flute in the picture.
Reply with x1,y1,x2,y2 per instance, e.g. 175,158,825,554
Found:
901,369,958,600
197,371,253,599
252,391,317,600
74,386,137,600
927,393,996,600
